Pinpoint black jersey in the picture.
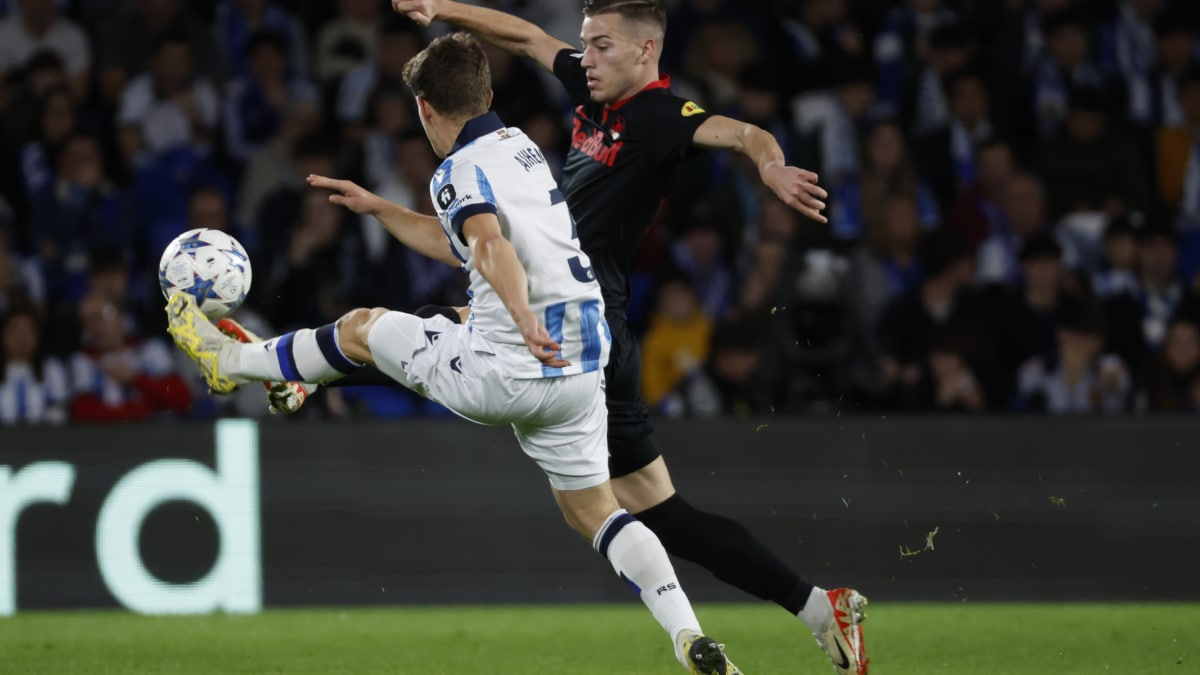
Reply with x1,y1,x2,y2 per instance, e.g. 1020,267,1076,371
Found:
552,49,711,313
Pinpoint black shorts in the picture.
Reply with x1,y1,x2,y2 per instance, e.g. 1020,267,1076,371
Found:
603,312,660,478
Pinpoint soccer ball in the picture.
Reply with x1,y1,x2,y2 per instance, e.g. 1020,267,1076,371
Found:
158,228,252,320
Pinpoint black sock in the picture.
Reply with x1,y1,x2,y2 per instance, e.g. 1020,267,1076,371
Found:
635,493,815,614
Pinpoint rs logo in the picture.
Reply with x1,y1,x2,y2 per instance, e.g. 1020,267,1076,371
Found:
656,582,677,596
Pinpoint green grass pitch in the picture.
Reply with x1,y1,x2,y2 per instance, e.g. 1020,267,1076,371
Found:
4,603,1196,674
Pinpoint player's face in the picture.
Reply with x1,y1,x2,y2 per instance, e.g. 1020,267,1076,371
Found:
579,14,650,104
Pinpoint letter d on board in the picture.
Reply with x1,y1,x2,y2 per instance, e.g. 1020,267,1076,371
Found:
96,419,262,614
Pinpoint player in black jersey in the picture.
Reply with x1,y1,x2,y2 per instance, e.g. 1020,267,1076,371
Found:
386,2,869,672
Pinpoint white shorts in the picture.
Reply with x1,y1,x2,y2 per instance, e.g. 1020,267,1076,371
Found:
367,311,609,491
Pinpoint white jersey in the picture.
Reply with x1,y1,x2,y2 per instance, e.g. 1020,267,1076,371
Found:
430,112,610,380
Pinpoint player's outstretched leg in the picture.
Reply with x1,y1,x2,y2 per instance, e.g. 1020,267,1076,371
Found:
165,292,364,392
165,293,253,393
799,587,869,675
215,317,317,413
556,485,743,674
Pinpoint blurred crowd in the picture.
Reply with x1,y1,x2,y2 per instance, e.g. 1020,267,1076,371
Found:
2,0,1200,425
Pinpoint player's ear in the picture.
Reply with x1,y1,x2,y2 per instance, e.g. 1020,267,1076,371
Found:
487,90,494,109
416,96,433,121
637,37,656,66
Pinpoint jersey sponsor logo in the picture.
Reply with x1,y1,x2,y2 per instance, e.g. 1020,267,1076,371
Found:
436,184,457,210
680,100,705,117
571,114,624,167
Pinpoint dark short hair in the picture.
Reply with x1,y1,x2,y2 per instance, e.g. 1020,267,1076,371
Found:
1019,232,1063,263
583,0,667,37
402,32,491,120
245,30,288,60
1058,298,1105,336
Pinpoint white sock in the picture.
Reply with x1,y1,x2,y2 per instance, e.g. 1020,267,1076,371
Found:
593,510,702,645
797,585,831,635
237,323,360,382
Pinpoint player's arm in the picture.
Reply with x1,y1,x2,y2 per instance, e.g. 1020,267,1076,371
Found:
306,174,461,268
692,115,829,223
462,213,569,368
392,0,570,72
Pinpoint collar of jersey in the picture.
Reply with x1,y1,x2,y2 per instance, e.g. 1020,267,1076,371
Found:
449,111,506,156
606,74,671,112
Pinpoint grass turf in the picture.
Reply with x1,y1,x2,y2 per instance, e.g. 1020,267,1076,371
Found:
3,603,1196,674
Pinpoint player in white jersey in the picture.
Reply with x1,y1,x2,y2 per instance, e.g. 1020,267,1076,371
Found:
164,32,740,675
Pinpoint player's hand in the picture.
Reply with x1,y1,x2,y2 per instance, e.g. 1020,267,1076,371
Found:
307,174,385,217
392,0,441,25
761,161,828,224
515,310,570,369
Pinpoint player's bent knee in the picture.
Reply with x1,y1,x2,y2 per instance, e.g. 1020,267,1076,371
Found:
336,307,388,364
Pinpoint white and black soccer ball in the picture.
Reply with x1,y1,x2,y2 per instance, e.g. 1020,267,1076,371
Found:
158,228,252,320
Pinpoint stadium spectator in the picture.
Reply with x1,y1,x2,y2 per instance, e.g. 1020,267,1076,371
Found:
212,0,309,80
779,0,865,95
915,68,994,207
986,233,1074,405
1029,8,1113,139
792,55,876,191
358,83,415,190
235,97,319,230
872,0,958,119
908,21,972,137
1137,313,1200,411
924,332,987,412
843,195,925,397
1155,64,1200,226
832,119,939,242
976,171,1076,285
0,229,44,315
1103,221,1186,369
679,17,759,112
1098,0,1163,127
1092,216,1141,299
667,220,734,321
68,291,192,422
641,277,712,414
1143,10,1198,129
0,304,66,425
146,186,244,268
876,230,984,408
1036,85,1149,224
251,133,337,254
336,21,423,142
222,30,320,164
30,133,138,305
944,137,1015,248
256,187,355,330
313,0,379,85
705,317,773,415
0,0,90,100
481,40,554,130
96,0,218,105
16,83,74,203
1016,298,1130,414
117,32,220,159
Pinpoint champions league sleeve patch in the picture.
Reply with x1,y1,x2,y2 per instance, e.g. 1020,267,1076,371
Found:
680,101,705,117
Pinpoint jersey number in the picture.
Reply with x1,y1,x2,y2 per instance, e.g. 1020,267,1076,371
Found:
552,188,595,284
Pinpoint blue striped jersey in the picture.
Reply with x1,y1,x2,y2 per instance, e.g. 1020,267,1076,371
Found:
431,112,610,379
